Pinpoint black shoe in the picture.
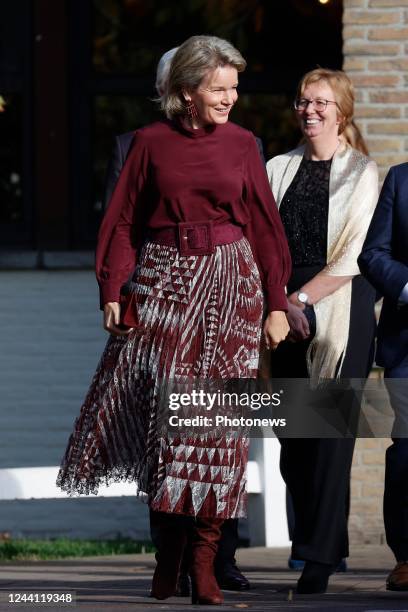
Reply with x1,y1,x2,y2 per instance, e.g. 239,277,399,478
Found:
296,561,334,594
175,570,190,597
216,562,250,591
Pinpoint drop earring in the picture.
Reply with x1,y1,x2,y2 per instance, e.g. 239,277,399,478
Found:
185,100,198,119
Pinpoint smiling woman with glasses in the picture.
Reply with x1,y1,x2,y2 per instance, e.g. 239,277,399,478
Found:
266,68,379,595
294,97,338,112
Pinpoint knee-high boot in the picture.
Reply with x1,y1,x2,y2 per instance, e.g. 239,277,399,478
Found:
150,511,188,600
190,517,224,605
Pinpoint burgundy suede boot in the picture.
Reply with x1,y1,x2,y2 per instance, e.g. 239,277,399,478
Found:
190,517,224,605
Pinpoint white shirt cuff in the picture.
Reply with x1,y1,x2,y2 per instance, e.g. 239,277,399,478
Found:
398,282,408,305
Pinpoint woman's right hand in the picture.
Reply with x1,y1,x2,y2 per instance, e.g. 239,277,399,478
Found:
103,302,132,336
286,302,310,342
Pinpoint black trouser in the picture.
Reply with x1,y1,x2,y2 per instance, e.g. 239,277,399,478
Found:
215,519,239,571
271,275,375,565
280,437,354,564
384,353,408,562
270,331,359,565
286,473,351,553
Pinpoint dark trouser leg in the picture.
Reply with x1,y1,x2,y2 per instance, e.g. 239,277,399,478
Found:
215,519,238,568
280,437,354,565
286,488,296,542
384,440,408,561
214,519,250,590
384,357,408,561
286,485,351,554
273,347,352,566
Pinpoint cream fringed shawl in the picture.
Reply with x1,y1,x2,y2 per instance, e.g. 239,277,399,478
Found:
266,142,379,386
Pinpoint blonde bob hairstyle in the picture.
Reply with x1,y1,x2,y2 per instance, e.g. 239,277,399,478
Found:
297,68,354,135
161,35,246,119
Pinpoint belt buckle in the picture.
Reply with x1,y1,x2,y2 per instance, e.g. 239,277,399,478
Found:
178,221,215,256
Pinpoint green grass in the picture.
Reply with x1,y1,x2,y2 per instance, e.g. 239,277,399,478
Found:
0,538,156,561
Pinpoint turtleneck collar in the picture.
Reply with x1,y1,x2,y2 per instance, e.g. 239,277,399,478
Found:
172,116,218,138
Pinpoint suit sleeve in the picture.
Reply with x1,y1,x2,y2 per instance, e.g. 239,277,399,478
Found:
96,130,149,307
255,136,265,165
102,136,123,211
243,135,292,311
358,167,408,302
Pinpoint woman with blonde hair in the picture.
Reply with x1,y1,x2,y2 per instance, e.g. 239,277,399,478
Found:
57,35,291,605
267,68,378,594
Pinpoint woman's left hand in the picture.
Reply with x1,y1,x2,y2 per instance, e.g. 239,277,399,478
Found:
286,302,311,342
263,311,290,350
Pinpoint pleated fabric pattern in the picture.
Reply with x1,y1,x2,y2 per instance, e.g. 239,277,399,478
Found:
57,237,263,518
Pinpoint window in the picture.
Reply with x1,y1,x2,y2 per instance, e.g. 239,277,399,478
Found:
0,0,33,247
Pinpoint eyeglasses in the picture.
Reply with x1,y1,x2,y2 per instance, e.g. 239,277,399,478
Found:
294,98,338,112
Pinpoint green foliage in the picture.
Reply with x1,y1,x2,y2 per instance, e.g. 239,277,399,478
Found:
0,538,155,561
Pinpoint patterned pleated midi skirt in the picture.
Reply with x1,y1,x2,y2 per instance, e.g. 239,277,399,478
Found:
57,237,263,518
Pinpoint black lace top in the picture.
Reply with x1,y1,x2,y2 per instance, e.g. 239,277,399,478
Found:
279,157,331,267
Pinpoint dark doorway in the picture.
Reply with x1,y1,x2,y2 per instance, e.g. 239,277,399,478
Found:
0,0,343,251
70,0,342,249
0,0,33,248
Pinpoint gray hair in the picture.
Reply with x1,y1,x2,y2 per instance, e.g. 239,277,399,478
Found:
155,47,179,96
161,35,246,119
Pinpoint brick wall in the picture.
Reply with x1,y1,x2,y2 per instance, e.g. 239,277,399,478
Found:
350,438,391,545
343,0,407,544
349,368,391,544
343,0,408,181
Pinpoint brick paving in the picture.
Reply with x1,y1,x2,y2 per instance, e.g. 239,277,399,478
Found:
0,545,407,611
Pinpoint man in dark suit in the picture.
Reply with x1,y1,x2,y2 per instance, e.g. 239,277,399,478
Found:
358,163,408,591
101,49,268,593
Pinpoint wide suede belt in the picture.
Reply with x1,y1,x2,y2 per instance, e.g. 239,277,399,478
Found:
148,221,243,256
